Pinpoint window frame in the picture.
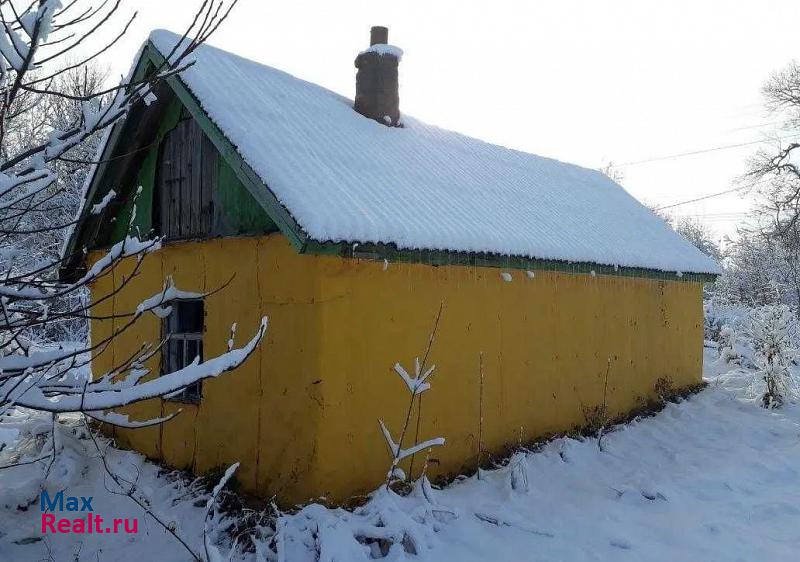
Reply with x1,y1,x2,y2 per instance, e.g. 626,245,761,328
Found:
162,298,205,404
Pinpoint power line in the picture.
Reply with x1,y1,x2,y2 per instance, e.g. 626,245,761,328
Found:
681,211,749,217
653,186,749,211
723,120,786,133
652,174,780,211
681,214,749,222
618,134,800,167
691,217,748,223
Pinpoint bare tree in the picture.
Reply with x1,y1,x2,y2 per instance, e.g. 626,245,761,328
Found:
746,61,800,235
599,161,625,185
0,1,267,424
739,61,800,300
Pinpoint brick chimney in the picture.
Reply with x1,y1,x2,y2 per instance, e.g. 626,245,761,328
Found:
354,26,402,126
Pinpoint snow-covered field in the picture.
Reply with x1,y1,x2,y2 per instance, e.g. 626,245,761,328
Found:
2,346,799,561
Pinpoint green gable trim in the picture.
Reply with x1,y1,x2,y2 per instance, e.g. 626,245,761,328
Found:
144,43,307,251
108,96,185,242
108,96,275,243
62,52,170,268
214,157,276,234
67,50,281,261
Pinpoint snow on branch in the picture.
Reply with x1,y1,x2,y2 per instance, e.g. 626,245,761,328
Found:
90,189,116,215
379,419,444,464
378,305,446,488
136,277,204,319
10,317,268,413
393,359,435,395
86,409,181,428
0,1,250,559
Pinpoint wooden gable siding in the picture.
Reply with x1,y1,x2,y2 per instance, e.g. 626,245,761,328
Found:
156,115,217,240
97,93,276,249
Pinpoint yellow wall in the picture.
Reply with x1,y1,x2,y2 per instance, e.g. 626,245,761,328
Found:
89,234,703,505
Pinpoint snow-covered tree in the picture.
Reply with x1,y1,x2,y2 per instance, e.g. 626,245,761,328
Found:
4,63,108,345
710,227,800,311
653,210,723,263
746,304,799,408
730,58,800,312
0,1,266,423
672,217,723,263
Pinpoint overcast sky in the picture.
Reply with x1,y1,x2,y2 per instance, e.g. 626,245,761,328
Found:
95,0,800,243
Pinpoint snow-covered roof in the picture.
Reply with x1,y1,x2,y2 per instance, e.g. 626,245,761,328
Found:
147,30,720,276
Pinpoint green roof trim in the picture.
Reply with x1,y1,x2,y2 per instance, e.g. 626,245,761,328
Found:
304,240,717,283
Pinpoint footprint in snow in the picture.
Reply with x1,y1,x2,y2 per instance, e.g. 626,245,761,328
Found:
13,536,42,545
641,489,668,501
610,539,632,550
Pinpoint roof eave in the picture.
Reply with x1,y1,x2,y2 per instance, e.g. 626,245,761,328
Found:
302,239,719,283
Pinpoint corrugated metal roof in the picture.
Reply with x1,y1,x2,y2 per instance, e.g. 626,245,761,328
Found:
148,29,720,275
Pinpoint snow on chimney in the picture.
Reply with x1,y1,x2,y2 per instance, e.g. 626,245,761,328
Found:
354,26,402,126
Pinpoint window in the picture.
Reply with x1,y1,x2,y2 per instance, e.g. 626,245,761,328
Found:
163,299,204,403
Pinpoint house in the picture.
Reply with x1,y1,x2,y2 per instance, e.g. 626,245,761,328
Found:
63,27,720,505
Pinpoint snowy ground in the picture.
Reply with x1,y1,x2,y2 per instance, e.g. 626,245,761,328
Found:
2,346,800,561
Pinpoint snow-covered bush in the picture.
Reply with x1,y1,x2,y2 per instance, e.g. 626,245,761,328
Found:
704,301,755,368
718,325,740,365
275,478,458,561
746,304,799,408
704,310,724,344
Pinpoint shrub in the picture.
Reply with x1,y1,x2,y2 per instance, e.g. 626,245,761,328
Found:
747,305,799,408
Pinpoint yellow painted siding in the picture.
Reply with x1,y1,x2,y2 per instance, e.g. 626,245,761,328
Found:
89,234,703,505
